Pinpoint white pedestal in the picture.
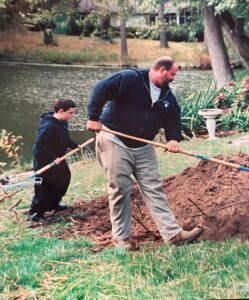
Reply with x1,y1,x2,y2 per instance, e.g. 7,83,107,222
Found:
198,109,223,140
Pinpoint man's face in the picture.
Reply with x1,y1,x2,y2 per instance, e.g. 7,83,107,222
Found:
60,107,76,121
160,63,179,86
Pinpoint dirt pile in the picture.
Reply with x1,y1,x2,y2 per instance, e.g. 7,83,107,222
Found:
50,153,249,251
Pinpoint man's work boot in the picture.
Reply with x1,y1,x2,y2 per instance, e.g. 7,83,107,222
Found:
115,238,134,251
169,226,203,246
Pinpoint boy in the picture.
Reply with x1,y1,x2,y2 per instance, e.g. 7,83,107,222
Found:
28,98,79,222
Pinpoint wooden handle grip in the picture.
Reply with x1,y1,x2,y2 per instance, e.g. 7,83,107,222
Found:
35,138,95,176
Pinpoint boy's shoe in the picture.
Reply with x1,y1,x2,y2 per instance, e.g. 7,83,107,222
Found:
115,239,134,251
27,212,45,222
169,226,203,246
53,203,70,212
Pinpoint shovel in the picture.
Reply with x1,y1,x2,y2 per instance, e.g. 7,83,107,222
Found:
101,128,249,172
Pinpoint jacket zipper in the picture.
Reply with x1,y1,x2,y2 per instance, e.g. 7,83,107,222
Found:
143,82,170,107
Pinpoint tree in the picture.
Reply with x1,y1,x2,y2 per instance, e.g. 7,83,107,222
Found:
94,0,142,58
181,0,249,87
158,0,169,48
190,0,249,68
212,0,249,70
220,13,249,70
145,0,169,48
203,1,234,88
0,0,29,29
117,0,130,57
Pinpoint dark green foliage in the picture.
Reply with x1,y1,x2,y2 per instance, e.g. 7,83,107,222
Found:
180,73,249,137
180,83,218,137
217,109,249,132
133,22,203,42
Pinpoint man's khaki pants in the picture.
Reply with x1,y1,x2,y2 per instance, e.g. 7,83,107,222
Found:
96,135,182,242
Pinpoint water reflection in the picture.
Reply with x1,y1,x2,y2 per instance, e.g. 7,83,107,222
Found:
0,63,213,163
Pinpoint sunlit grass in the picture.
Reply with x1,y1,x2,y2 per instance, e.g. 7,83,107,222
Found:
1,236,249,299
0,31,208,66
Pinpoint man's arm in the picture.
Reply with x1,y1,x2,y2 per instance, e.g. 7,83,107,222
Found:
87,71,131,122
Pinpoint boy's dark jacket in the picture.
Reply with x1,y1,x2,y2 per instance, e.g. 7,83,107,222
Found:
88,68,182,148
33,112,78,165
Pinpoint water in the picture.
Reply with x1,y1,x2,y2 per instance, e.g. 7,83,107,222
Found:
0,63,213,164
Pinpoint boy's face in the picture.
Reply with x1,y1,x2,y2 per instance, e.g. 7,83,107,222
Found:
59,107,76,121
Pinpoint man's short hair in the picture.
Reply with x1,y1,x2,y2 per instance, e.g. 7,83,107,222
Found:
54,98,76,112
151,56,175,71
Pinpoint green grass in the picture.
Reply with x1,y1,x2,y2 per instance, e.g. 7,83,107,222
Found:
1,134,249,299
0,48,119,65
1,238,249,298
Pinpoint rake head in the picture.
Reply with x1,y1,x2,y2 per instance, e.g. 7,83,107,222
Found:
66,146,95,165
1,177,43,194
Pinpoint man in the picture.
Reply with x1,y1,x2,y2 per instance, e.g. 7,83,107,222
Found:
28,98,79,222
87,56,203,250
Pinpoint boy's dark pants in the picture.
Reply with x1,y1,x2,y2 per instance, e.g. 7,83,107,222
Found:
31,159,71,216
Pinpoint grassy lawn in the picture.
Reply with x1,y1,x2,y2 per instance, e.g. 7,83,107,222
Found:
0,31,210,67
1,134,249,299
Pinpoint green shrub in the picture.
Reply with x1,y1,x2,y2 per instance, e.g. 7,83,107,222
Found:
134,24,203,42
167,25,189,42
180,83,218,137
214,75,249,131
180,75,249,138
217,109,249,132
215,77,249,111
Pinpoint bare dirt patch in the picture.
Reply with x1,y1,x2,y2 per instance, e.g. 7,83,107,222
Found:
43,153,249,251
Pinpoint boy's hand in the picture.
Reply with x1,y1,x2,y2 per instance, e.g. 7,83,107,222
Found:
87,120,102,132
54,158,62,165
165,140,181,153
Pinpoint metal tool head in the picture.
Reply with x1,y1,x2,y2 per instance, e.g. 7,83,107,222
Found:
1,177,42,194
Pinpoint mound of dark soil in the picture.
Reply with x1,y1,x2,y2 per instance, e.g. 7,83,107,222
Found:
46,153,249,251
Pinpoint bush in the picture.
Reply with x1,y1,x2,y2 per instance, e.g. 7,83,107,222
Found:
217,109,249,132
216,76,249,131
215,77,249,111
134,23,203,42
0,129,23,171
180,83,218,137
180,75,249,138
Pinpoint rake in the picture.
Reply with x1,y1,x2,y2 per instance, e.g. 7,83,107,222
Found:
101,128,249,172
1,138,95,194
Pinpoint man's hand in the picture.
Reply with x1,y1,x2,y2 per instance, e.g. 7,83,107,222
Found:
166,140,181,153
87,120,102,132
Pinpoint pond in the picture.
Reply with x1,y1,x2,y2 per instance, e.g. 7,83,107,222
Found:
0,62,213,164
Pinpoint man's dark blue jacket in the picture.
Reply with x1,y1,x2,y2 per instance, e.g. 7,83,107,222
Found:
88,68,182,148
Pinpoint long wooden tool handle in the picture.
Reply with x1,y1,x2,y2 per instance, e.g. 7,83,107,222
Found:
35,138,95,176
101,128,249,172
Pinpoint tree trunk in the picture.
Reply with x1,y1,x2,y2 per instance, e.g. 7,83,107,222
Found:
43,29,54,45
120,18,128,57
100,14,110,40
158,1,169,48
220,12,249,70
203,2,234,88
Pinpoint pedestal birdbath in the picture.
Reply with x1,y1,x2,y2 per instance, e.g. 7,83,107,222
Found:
198,109,223,140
